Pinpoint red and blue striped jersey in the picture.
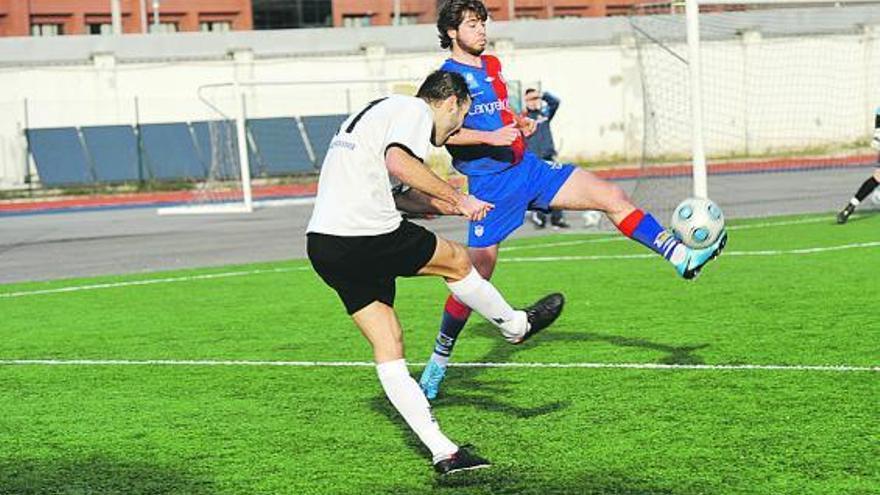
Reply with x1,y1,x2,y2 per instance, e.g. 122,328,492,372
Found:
440,55,526,176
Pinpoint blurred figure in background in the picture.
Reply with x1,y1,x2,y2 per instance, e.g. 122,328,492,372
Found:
836,106,880,224
523,88,569,229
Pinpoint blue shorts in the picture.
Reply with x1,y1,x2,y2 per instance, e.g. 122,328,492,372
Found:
466,153,576,247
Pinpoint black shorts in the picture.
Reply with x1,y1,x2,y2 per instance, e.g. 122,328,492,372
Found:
307,219,438,315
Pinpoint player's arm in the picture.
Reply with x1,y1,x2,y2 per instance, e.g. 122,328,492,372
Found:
445,125,520,146
393,186,458,215
543,92,561,121
385,146,492,220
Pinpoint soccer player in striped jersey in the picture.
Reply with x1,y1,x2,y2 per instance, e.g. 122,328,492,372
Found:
419,0,728,400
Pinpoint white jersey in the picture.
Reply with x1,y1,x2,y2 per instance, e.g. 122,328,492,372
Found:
306,95,433,236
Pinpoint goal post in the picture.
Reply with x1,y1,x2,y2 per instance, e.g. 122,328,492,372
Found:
628,0,880,218
157,77,426,215
686,0,709,199
156,83,254,215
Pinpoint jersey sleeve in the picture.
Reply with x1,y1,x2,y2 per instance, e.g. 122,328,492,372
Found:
383,102,432,163
482,54,501,70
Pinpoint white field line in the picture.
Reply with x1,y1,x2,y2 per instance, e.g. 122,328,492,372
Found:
0,216,870,299
0,359,876,372
501,216,832,252
0,267,308,299
500,241,880,263
727,216,831,230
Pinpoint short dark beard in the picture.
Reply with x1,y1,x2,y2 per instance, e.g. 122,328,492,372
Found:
459,39,485,57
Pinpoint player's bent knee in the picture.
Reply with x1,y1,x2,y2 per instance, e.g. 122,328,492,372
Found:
420,238,472,280
447,242,473,281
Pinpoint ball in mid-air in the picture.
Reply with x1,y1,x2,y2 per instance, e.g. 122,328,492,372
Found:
671,197,725,249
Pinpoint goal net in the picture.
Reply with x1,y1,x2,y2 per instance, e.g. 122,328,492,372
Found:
157,77,424,214
627,0,880,220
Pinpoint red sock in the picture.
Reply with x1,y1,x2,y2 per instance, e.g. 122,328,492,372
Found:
616,209,645,238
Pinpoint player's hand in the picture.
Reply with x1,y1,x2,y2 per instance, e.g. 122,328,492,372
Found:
455,194,494,221
431,198,460,216
516,115,538,138
485,123,519,146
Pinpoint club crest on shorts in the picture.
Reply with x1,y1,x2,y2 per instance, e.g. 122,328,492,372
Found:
474,225,484,237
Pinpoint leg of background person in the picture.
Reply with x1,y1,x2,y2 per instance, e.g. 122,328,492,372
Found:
353,301,458,463
550,209,568,227
851,169,880,206
531,211,547,228
838,169,880,224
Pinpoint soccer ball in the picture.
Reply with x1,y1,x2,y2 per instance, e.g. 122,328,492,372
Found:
582,210,602,228
670,197,725,249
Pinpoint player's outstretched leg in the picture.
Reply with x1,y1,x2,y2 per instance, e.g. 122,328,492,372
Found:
550,168,726,280
418,238,564,400
353,301,490,474
837,171,879,224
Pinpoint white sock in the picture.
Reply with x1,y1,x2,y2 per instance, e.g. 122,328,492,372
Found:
376,359,458,463
850,197,861,206
446,268,528,342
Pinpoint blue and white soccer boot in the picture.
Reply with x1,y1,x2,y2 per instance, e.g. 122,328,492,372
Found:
675,230,728,280
419,359,447,400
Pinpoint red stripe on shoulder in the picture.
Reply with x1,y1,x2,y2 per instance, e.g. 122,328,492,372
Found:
481,54,501,74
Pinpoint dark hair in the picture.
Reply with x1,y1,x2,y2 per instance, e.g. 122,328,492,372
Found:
416,70,471,104
525,88,538,95
437,0,488,50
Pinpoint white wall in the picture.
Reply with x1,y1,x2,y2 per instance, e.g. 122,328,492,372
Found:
0,22,877,189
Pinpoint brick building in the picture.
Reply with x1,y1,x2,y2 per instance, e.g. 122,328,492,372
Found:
0,0,252,37
330,0,646,27
0,1,665,36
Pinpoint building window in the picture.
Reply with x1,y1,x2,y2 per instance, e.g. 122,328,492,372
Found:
342,14,372,28
149,22,178,33
89,23,113,35
200,21,232,32
31,24,63,36
253,0,332,30
394,14,419,25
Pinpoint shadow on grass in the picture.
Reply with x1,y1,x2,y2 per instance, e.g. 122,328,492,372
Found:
0,456,215,495
369,321,708,462
461,322,709,368
381,465,705,495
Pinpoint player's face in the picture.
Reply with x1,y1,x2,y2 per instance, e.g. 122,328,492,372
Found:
525,92,542,111
432,96,471,146
452,11,487,56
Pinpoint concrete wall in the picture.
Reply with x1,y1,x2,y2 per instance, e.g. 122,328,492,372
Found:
0,11,878,189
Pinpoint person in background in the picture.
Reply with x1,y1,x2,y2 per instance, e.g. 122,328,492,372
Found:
523,87,569,229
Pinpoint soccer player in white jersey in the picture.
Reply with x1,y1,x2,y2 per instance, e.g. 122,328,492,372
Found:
306,70,564,475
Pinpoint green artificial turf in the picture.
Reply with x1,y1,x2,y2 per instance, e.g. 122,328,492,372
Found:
1,212,877,494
